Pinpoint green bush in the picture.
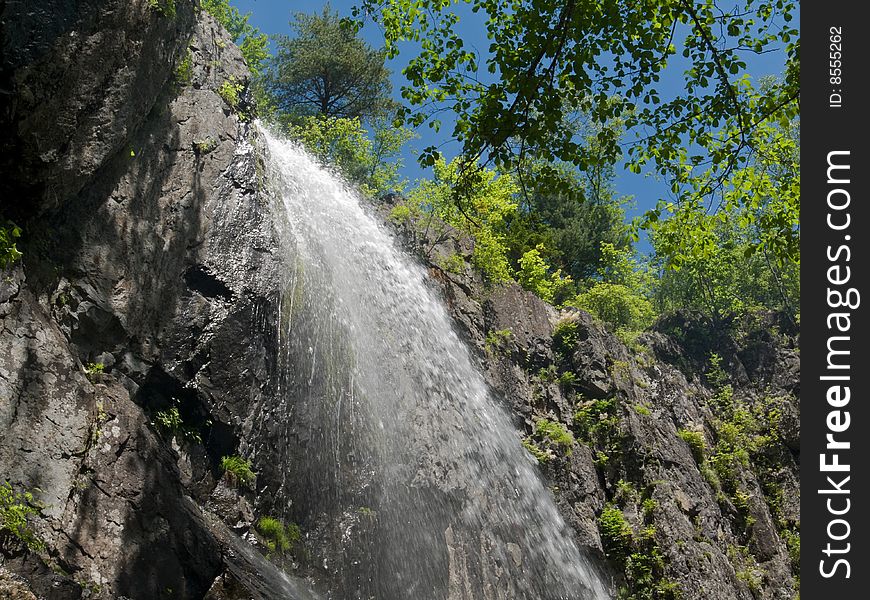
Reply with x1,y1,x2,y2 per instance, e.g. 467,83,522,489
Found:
484,328,513,354
174,48,193,86
552,316,580,357
84,362,105,380
219,77,244,112
0,481,44,552
256,516,300,555
0,220,23,268
221,455,256,489
521,437,552,463
677,428,706,463
516,245,573,304
599,505,633,561
569,282,655,333
147,0,176,18
533,418,575,456
439,252,466,275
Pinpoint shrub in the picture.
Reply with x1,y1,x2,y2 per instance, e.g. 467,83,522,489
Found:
388,204,412,225
221,455,256,489
218,77,244,114
516,244,573,304
533,418,575,456
568,282,655,333
677,428,706,463
147,0,176,18
256,516,300,555
439,252,466,275
599,505,633,561
552,316,580,357
522,437,552,463
84,362,105,380
174,49,193,86
1,220,23,268
193,138,219,155
0,481,44,552
484,328,513,354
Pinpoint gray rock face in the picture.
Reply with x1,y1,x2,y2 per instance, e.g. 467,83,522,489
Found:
0,6,307,599
0,0,197,218
421,263,799,600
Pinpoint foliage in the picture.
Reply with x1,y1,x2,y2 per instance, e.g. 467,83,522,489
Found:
201,0,270,76
438,252,466,275
510,159,631,284
570,283,655,334
84,362,105,380
357,0,797,191
193,138,219,155
219,77,244,112
521,437,551,464
516,245,573,304
152,405,202,444
1,220,23,268
677,428,706,463
147,0,176,18
533,418,575,455
599,502,681,600
645,114,799,323
404,157,519,282
221,455,256,489
265,7,392,121
286,115,414,197
256,516,300,555
174,49,193,87
599,505,634,562
484,328,513,355
0,481,44,552
551,316,580,358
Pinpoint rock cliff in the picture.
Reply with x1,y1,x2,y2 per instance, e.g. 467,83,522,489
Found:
1,2,299,598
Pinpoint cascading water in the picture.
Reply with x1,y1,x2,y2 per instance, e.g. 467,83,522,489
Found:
259,126,611,600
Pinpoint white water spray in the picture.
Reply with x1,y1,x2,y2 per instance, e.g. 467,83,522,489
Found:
260,126,611,600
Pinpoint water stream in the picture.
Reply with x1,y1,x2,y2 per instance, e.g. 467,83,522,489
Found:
260,127,611,600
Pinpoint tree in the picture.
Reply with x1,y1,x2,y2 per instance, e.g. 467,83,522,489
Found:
356,0,797,183
289,115,415,197
265,6,393,121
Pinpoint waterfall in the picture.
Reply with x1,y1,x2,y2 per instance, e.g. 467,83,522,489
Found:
259,126,611,600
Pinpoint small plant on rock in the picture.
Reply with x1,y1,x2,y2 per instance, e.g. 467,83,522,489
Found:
0,481,44,552
221,455,256,489
84,362,105,381
256,516,300,556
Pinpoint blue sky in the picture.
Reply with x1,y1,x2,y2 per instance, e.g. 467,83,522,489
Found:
234,0,794,251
